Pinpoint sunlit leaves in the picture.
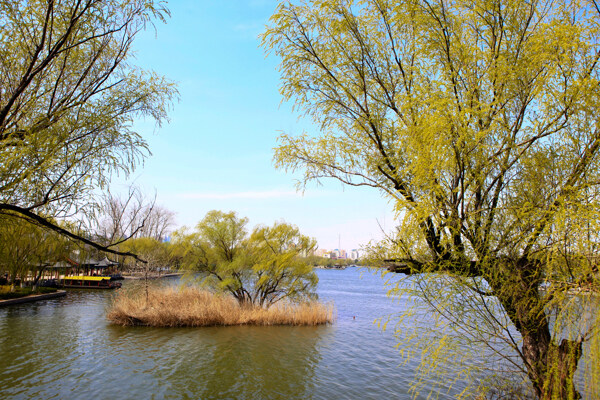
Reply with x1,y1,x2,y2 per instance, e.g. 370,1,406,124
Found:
264,0,600,397
0,0,177,239
175,210,319,308
249,221,318,306
0,215,74,286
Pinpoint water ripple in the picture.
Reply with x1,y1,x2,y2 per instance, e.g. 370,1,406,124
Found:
0,269,461,399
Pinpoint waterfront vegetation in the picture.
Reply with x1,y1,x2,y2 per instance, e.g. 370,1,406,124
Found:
106,210,331,327
264,0,600,397
0,0,176,260
1,0,600,399
173,211,320,308
0,286,57,301
107,287,334,327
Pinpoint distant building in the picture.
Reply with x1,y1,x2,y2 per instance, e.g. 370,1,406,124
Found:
316,249,330,258
317,248,353,260
350,249,359,260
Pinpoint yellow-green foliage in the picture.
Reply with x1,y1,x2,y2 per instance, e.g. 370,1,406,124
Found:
120,237,172,270
174,211,319,308
107,287,334,327
249,222,318,307
0,1,176,252
0,215,73,285
263,0,600,398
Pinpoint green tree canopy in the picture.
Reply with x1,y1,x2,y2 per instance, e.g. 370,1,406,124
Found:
263,0,600,397
249,221,318,307
176,210,319,308
0,0,176,257
120,237,171,270
0,215,73,289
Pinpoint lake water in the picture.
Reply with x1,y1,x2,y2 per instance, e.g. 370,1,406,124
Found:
0,267,506,399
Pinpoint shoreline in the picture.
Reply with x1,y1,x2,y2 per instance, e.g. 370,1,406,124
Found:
107,287,334,327
121,273,183,280
0,290,67,307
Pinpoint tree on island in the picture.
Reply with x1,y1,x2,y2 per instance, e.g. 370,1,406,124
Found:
263,0,600,398
120,236,172,305
0,0,176,260
249,221,319,307
174,210,319,308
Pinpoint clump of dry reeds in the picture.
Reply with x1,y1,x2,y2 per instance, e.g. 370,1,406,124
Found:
107,287,334,327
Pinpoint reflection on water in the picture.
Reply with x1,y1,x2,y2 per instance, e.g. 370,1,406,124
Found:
0,269,458,399
103,323,330,400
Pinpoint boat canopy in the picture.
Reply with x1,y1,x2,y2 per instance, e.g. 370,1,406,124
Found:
63,276,111,281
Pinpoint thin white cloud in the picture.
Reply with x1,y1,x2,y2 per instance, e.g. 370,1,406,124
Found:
180,189,300,200
248,0,272,8
233,22,262,32
232,21,264,40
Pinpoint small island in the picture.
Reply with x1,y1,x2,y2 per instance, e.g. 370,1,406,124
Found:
108,211,334,327
107,287,333,327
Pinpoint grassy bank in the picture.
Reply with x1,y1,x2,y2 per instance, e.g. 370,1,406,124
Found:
0,286,57,300
107,287,334,327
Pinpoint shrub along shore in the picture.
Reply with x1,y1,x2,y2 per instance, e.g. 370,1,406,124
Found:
0,285,58,300
107,287,334,327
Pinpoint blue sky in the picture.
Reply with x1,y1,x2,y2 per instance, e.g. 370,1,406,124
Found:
119,0,395,251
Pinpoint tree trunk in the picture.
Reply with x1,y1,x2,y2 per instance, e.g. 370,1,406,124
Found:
497,274,583,399
545,339,582,399
32,268,45,291
521,330,582,399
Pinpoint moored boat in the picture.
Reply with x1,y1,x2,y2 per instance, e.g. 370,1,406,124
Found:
59,276,121,289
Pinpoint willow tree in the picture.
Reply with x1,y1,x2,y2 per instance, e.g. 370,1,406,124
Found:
0,215,72,289
0,0,176,258
249,222,318,307
176,210,253,304
263,0,600,398
176,211,319,308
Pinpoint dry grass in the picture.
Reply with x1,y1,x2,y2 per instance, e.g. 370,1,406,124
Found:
107,287,335,327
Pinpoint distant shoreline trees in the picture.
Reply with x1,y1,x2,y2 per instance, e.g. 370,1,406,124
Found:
0,215,72,290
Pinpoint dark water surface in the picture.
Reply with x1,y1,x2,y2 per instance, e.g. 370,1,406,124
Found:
0,268,464,399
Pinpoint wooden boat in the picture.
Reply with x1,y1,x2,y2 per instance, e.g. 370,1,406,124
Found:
60,276,122,289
